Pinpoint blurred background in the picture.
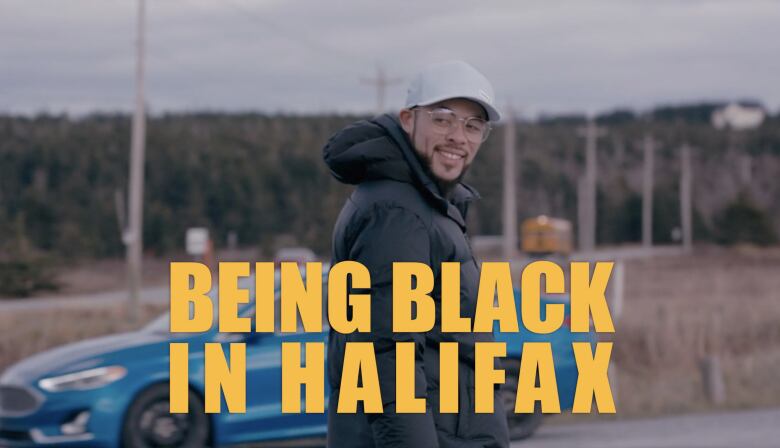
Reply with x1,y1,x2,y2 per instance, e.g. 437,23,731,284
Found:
1,0,779,446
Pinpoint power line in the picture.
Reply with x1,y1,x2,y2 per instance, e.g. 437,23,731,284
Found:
183,0,391,113
218,0,359,63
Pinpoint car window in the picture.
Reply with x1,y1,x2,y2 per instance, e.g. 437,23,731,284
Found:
210,275,329,336
245,279,329,335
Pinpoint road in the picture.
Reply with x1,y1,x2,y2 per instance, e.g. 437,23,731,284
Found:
2,245,682,313
0,286,168,312
514,407,780,448
570,245,685,261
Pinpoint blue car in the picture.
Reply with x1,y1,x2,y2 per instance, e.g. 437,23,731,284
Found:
0,273,595,447
495,291,598,439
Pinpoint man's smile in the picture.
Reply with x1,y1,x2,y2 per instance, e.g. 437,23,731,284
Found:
436,146,466,161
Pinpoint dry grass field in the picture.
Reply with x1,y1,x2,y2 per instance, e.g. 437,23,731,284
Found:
0,304,166,373
1,245,778,420
51,257,173,296
608,245,780,417
46,247,262,297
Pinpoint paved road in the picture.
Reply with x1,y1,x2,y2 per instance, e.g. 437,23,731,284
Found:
0,286,168,312
514,407,780,448
570,245,684,261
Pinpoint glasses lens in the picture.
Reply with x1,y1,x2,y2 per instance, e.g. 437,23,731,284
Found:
428,109,490,142
464,118,487,137
429,110,456,129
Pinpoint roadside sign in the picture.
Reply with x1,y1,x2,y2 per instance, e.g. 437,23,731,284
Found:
186,227,209,255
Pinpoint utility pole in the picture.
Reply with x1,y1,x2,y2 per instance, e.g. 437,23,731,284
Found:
360,65,401,115
502,106,518,260
642,135,656,249
739,153,752,186
613,137,626,171
126,0,147,324
577,118,606,253
680,144,693,253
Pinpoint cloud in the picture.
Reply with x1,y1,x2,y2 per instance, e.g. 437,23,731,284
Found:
1,0,778,116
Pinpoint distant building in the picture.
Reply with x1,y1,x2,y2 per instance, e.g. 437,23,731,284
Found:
711,103,766,130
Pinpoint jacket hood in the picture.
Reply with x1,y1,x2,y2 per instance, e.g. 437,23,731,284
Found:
323,114,479,215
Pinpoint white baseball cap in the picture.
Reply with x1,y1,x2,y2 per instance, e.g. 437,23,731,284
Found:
405,60,501,122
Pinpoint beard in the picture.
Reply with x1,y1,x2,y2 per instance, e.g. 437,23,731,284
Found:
408,121,470,197
416,148,470,197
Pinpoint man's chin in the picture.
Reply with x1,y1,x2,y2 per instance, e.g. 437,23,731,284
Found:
432,169,467,195
417,151,470,196
431,162,465,180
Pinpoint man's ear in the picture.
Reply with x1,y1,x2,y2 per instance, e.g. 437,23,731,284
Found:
399,108,414,134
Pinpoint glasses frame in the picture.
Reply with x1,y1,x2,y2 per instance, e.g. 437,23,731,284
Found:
414,107,492,143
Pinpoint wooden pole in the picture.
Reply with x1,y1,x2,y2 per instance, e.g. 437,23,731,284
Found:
126,0,147,324
680,144,693,253
642,135,655,250
577,118,605,252
502,106,518,260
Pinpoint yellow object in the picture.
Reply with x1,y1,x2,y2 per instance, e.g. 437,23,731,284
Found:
514,342,560,413
521,215,573,254
281,342,325,413
205,343,246,413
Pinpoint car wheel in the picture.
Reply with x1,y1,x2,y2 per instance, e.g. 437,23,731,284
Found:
500,359,544,440
122,383,210,448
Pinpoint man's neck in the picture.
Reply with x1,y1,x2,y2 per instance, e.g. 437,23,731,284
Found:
436,179,458,199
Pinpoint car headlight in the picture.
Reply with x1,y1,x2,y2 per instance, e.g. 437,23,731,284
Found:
38,366,127,392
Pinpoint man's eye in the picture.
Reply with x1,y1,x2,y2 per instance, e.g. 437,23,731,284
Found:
433,117,451,125
467,122,485,132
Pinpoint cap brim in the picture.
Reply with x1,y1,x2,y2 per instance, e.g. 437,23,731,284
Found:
414,95,502,122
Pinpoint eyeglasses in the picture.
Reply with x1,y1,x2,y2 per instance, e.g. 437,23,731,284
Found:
417,108,491,143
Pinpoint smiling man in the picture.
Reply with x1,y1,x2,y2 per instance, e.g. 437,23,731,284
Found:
323,60,509,448
400,97,488,194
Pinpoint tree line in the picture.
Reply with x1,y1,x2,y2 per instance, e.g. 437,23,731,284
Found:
1,104,778,265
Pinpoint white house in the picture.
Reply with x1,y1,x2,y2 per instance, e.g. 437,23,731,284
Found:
711,103,766,130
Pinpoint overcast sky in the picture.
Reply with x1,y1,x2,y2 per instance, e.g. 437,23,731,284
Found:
2,0,779,117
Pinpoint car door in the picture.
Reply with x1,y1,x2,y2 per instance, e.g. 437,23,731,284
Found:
217,275,330,445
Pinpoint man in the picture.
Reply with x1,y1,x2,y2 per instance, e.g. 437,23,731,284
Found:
323,60,509,448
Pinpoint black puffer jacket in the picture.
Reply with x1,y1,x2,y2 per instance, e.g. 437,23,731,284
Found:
323,114,510,448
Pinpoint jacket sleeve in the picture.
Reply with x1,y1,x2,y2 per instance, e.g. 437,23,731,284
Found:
345,202,439,448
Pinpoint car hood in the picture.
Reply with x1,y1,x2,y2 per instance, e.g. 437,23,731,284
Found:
0,331,173,385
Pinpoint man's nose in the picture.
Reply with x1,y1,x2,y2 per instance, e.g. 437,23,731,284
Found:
446,121,469,145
